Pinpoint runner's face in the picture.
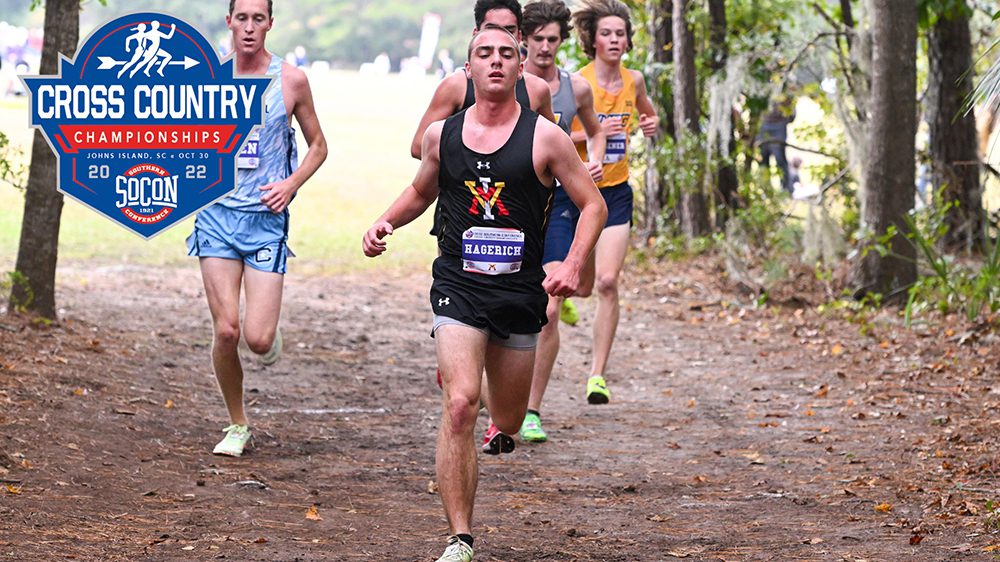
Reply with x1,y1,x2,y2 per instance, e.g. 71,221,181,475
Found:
480,8,521,42
227,0,273,57
594,16,627,63
466,29,523,98
525,22,562,71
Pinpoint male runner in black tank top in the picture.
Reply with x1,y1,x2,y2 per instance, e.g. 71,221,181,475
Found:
408,0,558,453
363,27,606,562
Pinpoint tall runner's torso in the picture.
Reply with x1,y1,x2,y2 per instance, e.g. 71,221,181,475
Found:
222,54,299,211
575,61,635,188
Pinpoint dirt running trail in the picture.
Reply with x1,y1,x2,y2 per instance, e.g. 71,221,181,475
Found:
1,260,995,561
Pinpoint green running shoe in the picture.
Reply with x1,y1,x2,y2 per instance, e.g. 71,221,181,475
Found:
212,424,251,456
259,328,282,366
436,535,474,562
586,375,610,405
559,298,579,326
519,412,548,442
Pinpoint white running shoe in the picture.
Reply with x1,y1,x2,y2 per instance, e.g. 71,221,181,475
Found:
435,536,473,562
212,424,251,456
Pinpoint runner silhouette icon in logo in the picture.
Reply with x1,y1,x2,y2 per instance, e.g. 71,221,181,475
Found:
118,20,177,79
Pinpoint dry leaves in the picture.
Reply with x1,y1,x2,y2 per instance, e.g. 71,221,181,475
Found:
305,505,322,521
874,503,893,513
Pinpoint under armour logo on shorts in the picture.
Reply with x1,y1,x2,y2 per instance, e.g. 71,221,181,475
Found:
438,297,450,306
476,161,490,170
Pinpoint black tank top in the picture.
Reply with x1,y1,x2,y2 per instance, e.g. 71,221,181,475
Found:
462,77,531,110
434,108,553,294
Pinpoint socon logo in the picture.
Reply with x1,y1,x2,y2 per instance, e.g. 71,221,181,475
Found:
22,12,270,239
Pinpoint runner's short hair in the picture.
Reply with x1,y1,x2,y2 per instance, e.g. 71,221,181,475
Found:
572,0,633,59
468,24,522,62
522,0,572,41
228,0,273,18
474,0,523,30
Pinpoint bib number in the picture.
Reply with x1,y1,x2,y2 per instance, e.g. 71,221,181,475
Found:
604,133,626,164
462,227,525,275
238,129,261,169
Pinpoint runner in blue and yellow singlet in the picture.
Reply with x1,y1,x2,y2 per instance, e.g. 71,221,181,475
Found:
571,0,659,405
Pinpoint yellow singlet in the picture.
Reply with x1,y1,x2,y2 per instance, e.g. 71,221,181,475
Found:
573,61,636,188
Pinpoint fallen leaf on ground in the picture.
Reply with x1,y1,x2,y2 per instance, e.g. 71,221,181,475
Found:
305,505,322,521
164,399,175,409
4,484,21,495
874,502,893,513
831,344,844,356
802,537,823,544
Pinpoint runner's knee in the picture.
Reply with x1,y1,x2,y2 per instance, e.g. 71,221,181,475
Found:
213,321,240,351
444,393,480,433
244,329,275,355
595,272,619,298
492,411,525,435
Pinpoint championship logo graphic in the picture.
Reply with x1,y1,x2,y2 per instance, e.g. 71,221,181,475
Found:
22,12,270,239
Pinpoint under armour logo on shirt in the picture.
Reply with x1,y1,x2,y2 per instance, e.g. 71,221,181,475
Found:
477,161,490,170
438,297,450,306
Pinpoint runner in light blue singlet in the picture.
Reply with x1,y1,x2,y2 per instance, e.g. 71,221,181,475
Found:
187,54,298,274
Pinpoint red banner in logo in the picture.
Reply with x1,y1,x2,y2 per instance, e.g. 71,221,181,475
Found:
57,125,237,152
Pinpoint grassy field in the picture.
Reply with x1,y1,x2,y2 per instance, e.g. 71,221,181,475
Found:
0,70,439,275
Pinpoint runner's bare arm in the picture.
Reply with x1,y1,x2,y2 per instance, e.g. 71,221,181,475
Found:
631,69,660,137
535,121,607,296
571,76,606,182
525,73,556,123
259,65,328,213
410,72,464,159
364,122,443,257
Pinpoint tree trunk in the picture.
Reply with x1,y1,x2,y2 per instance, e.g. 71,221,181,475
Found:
707,0,739,222
655,0,674,140
850,0,917,301
672,0,710,238
9,0,79,318
927,5,982,253
640,0,671,242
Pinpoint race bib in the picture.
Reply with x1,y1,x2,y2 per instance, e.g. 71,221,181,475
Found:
237,129,261,169
462,227,524,275
604,133,626,164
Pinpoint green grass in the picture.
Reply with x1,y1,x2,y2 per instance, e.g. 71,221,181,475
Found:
0,70,440,275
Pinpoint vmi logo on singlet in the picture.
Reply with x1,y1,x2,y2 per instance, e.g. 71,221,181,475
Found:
22,12,269,239
466,176,509,220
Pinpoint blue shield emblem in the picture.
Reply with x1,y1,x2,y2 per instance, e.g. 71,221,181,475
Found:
22,12,270,239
